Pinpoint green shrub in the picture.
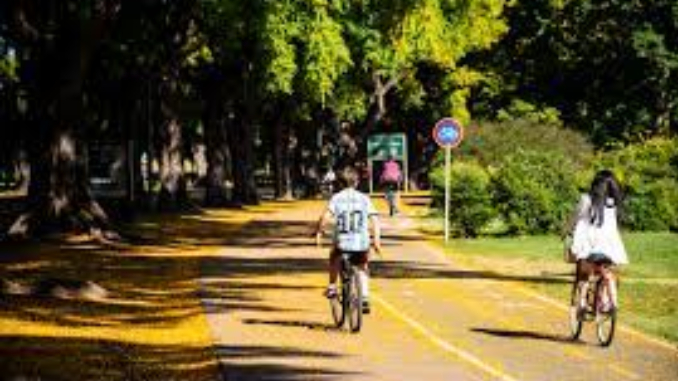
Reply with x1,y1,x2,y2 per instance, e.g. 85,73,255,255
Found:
431,161,494,237
455,119,594,172
599,137,678,231
493,150,580,235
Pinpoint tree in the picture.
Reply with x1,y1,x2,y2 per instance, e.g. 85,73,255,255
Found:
340,0,509,140
4,0,122,239
471,0,678,145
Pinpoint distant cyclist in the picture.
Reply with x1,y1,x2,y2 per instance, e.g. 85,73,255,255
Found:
315,166,382,313
380,156,402,216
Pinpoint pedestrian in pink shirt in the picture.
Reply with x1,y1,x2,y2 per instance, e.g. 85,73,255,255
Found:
380,156,402,216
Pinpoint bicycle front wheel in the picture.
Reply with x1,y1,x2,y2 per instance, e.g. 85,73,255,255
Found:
347,270,363,333
595,280,617,347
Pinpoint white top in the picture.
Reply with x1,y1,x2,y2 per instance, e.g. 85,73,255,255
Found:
328,188,378,252
570,194,629,265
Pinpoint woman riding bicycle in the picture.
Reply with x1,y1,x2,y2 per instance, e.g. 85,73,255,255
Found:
564,169,628,312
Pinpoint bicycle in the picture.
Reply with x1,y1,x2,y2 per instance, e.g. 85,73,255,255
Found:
328,250,364,333
568,256,618,347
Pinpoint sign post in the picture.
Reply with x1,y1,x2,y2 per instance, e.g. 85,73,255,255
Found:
432,118,464,244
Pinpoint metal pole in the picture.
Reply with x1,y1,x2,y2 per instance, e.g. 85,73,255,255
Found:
403,133,409,193
444,145,451,244
368,159,373,194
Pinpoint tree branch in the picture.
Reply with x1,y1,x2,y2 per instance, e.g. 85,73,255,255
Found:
383,69,409,93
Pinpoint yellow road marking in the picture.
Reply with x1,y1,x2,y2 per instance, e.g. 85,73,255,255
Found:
373,293,521,381
608,364,642,380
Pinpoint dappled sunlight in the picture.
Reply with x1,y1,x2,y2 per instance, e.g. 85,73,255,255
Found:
0,204,292,380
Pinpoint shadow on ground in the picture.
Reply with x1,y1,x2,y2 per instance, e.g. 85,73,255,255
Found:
200,256,570,289
0,199,570,380
0,204,355,381
470,327,575,344
218,345,360,381
0,335,218,381
0,335,352,381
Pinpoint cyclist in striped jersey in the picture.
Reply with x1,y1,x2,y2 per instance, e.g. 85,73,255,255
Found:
315,166,382,313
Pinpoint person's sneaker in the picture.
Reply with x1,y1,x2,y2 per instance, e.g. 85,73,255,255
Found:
324,285,338,299
362,299,371,314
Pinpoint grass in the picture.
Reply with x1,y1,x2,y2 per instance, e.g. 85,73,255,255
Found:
413,205,678,345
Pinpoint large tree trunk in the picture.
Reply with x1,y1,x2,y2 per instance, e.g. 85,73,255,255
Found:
204,106,231,206
229,119,259,205
9,129,113,239
273,109,293,200
229,2,260,206
6,1,120,240
11,149,30,193
156,114,188,211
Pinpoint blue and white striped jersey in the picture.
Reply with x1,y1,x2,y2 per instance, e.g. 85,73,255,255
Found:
328,188,378,252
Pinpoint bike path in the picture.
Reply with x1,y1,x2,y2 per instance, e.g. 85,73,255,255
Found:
200,200,677,381
372,213,677,381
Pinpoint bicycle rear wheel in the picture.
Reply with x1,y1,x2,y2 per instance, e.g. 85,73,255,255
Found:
330,262,349,328
595,280,617,347
569,269,584,340
347,269,363,333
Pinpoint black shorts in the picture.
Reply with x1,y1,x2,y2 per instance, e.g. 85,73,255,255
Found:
331,248,369,265
585,252,613,265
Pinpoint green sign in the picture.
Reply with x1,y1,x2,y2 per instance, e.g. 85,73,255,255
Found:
367,133,406,160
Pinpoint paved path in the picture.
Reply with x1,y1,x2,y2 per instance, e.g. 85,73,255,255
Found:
201,200,677,381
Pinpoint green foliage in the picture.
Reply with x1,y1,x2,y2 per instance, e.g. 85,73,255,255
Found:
261,1,300,95
395,0,508,68
599,137,678,231
471,0,678,144
337,0,509,124
430,161,495,237
456,119,593,177
430,120,591,236
301,8,352,104
260,1,351,103
492,149,580,235
329,79,368,121
496,99,561,125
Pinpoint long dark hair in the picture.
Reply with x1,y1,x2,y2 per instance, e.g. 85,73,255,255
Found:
589,169,622,226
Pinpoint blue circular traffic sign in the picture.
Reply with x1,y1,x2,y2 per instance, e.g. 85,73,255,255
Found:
433,118,464,148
